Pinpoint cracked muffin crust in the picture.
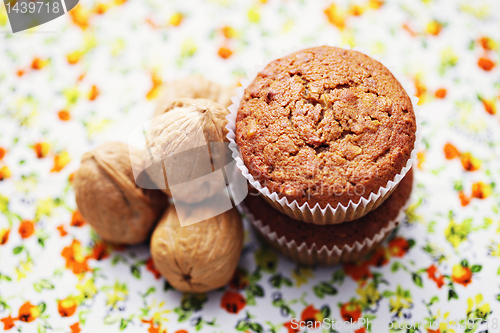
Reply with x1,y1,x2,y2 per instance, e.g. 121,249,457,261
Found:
235,46,416,208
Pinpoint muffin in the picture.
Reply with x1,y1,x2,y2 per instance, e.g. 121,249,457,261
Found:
242,168,414,266
234,46,417,224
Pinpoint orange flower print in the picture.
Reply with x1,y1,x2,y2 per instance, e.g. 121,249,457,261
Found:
229,268,249,290
145,257,161,279
368,247,389,267
0,147,5,160
478,96,497,115
61,239,91,274
460,152,480,171
426,265,444,288
283,320,300,333
301,304,323,327
220,291,246,314
426,20,442,36
71,211,86,227
343,261,372,281
218,46,233,59
19,220,35,239
417,150,425,170
479,36,495,50
0,166,11,181
387,237,410,257
0,228,10,245
58,110,71,121
471,181,492,199
141,318,164,333
340,301,362,322
1,315,15,330
443,143,460,160
355,327,367,333
88,241,110,261
51,151,71,172
31,57,49,70
458,191,471,206
18,301,40,322
57,225,68,237
67,50,84,64
34,142,50,158
146,71,162,100
70,323,81,333
324,4,346,30
434,88,447,99
69,4,91,30
221,26,236,39
88,85,100,101
477,57,495,71
413,76,427,104
452,264,472,286
58,297,78,317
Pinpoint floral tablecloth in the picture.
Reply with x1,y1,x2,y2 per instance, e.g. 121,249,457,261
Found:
1,0,500,332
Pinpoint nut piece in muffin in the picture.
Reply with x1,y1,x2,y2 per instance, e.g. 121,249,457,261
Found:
244,168,414,265
236,46,416,209
74,142,168,245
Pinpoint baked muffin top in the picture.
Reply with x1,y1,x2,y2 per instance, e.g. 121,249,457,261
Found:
236,46,416,208
244,169,413,249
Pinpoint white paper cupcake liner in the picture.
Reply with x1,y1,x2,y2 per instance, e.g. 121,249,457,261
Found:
240,194,411,266
226,43,422,225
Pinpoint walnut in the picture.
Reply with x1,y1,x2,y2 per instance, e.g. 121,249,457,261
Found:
74,142,168,244
153,75,235,118
145,98,230,203
151,205,243,293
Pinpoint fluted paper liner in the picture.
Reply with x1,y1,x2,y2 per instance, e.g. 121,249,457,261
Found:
226,44,422,225
240,196,411,266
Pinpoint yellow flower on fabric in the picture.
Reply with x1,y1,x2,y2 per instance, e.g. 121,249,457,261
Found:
0,166,11,180
0,194,8,213
356,281,381,307
35,197,60,221
445,219,471,249
292,267,314,287
467,293,491,320
63,87,80,106
104,281,128,309
85,118,113,138
75,278,97,304
148,300,171,326
0,8,7,27
16,259,34,281
181,38,197,58
169,12,184,26
248,5,260,23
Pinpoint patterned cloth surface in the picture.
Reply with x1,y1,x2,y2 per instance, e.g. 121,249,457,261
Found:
1,0,500,332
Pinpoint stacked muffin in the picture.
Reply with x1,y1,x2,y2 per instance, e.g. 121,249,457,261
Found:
228,46,418,265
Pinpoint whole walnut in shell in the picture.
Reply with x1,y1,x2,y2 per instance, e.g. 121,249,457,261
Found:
151,205,243,293
153,75,235,118
74,142,168,245
145,98,230,203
